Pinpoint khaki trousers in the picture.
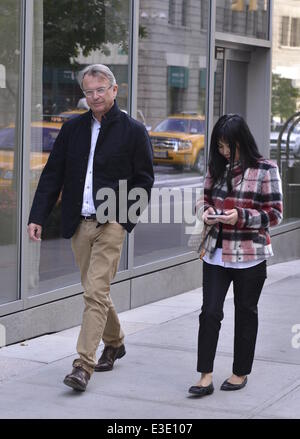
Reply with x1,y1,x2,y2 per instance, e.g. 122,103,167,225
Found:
71,220,125,376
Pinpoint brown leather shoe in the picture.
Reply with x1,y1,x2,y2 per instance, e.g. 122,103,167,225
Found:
95,344,126,372
63,366,90,391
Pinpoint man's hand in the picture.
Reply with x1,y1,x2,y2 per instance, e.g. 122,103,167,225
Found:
27,223,42,241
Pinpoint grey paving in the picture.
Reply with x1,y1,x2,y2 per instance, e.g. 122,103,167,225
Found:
0,259,300,419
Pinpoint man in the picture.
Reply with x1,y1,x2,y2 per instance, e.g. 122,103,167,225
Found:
28,64,154,392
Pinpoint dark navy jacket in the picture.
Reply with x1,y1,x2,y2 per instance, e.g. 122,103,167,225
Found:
28,101,154,237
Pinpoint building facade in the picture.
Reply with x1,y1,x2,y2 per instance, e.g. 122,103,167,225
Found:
0,0,299,345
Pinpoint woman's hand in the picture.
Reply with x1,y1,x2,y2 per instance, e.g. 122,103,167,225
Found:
219,209,238,226
202,208,238,226
202,207,220,225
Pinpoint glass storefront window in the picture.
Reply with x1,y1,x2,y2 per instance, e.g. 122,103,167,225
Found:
216,0,269,39
134,0,209,266
28,0,130,295
0,0,21,305
271,0,300,222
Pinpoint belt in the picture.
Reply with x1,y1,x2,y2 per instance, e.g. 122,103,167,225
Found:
80,214,97,221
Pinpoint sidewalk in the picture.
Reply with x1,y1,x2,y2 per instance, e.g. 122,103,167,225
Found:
0,259,300,419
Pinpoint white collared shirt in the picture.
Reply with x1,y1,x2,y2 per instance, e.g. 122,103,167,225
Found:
203,248,265,269
81,116,101,215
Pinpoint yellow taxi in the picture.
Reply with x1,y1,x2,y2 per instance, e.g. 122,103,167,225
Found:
150,113,205,173
0,110,89,241
0,109,88,188
49,108,88,123
0,121,61,188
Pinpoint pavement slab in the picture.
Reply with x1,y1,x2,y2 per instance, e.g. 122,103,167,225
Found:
0,259,299,419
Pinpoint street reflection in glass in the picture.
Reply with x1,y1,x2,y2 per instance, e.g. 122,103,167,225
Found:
0,0,21,305
271,0,300,222
28,0,130,295
134,0,209,266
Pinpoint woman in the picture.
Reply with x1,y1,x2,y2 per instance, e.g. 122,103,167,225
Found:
189,114,283,397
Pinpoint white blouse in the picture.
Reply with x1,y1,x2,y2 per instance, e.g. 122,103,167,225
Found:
203,248,265,269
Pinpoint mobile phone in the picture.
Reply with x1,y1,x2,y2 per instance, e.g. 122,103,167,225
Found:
207,214,223,219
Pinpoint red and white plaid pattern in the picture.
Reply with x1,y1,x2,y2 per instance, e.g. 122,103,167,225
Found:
202,159,283,262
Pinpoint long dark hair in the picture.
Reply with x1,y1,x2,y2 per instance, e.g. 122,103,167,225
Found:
208,114,262,192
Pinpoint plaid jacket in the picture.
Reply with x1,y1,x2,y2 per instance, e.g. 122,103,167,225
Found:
202,159,283,262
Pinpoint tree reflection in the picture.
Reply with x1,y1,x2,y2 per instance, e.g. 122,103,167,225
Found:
43,0,129,67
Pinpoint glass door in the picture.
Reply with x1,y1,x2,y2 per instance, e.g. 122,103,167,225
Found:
213,46,250,124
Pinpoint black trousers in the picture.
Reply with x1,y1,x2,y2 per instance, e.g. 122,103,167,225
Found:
197,260,267,376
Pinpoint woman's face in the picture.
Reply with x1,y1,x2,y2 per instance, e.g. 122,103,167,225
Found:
217,139,240,162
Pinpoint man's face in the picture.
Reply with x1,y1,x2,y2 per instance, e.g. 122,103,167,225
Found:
82,74,118,118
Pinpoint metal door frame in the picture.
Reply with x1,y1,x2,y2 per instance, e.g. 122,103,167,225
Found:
215,45,251,115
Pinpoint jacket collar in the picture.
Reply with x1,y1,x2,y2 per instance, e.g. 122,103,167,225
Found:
225,160,241,170
225,160,243,176
88,100,121,127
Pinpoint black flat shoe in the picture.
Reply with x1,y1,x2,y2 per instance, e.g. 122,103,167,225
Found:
188,382,214,397
220,376,248,391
